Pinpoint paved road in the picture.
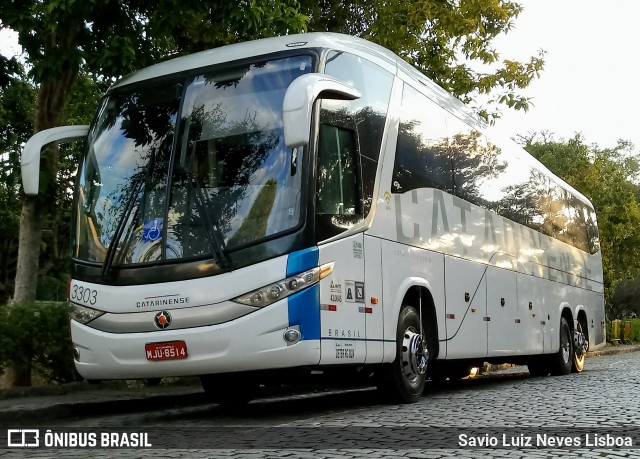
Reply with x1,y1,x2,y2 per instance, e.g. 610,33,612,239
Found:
3,352,640,458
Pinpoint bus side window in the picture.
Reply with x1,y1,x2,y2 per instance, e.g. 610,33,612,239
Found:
316,49,393,241
315,122,363,241
323,50,393,217
392,84,455,194
316,124,361,216
586,208,600,254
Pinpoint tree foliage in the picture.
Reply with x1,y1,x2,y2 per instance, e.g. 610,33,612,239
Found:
0,302,80,384
0,61,35,303
522,133,640,316
300,0,545,121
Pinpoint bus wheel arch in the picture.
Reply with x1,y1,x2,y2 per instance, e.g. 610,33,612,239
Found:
378,286,438,403
400,286,439,360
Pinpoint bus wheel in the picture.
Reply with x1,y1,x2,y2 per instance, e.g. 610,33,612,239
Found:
380,306,428,403
550,317,573,376
572,319,587,373
200,373,258,406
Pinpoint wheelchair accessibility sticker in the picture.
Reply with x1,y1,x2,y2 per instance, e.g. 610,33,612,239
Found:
142,218,163,243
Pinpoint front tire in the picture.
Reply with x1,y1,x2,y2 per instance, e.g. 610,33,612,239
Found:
378,306,428,403
550,317,573,376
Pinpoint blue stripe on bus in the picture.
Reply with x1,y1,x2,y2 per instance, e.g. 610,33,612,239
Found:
288,283,320,341
286,247,319,277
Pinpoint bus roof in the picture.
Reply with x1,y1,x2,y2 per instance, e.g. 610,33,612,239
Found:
111,33,396,89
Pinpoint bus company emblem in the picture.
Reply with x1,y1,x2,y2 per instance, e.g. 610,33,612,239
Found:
154,310,172,330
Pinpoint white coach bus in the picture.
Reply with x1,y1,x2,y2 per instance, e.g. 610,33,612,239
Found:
22,33,605,404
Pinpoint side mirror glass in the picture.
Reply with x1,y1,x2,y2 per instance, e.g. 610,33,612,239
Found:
22,125,90,195
282,73,361,148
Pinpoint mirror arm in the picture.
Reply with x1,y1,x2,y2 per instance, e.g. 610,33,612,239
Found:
21,125,90,195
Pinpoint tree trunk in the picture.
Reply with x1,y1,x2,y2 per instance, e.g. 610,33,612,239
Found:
9,64,79,387
12,196,42,304
7,196,43,386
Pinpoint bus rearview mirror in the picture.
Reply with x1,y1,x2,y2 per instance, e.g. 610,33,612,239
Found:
283,73,361,148
22,125,90,195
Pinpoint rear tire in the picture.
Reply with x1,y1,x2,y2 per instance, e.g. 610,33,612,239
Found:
550,317,573,376
378,306,428,403
572,319,587,373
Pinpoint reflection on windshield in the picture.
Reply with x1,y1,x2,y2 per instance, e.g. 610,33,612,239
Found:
72,55,313,267
74,84,181,265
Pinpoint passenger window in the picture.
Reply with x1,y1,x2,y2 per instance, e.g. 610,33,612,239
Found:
586,208,600,254
392,84,455,194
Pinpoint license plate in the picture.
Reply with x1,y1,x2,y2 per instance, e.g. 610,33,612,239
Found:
145,341,188,361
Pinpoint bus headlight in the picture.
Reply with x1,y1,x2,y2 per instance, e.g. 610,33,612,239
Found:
69,303,105,324
233,262,334,308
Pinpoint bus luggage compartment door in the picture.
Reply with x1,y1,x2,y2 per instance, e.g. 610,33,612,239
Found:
443,255,487,359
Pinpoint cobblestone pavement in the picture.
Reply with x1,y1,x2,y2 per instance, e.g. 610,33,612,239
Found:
2,352,640,458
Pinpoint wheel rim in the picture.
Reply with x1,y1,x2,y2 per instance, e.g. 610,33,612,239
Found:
401,326,428,387
575,322,588,355
574,322,587,367
561,325,571,364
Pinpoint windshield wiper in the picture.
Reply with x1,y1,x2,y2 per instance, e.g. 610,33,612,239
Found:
102,178,144,280
182,170,230,268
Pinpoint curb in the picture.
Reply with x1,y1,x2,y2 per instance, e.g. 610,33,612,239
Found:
479,345,640,373
0,389,207,426
586,344,640,357
0,377,201,401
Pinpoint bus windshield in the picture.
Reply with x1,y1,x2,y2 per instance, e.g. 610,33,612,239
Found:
73,55,313,267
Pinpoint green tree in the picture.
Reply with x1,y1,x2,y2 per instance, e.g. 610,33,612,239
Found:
0,60,35,304
610,280,640,319
300,0,545,120
523,134,640,312
0,63,102,304
1,0,308,386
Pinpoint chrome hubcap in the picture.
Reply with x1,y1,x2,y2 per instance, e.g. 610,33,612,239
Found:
402,327,428,385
